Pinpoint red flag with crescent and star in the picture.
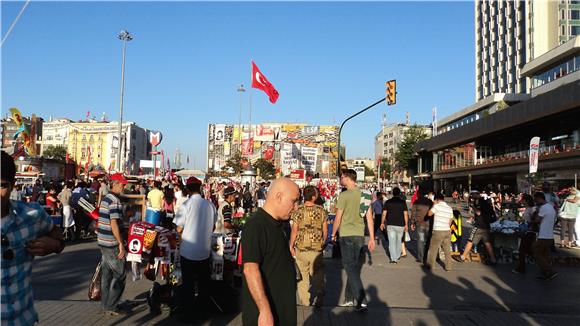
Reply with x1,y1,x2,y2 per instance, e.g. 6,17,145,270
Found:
251,61,279,104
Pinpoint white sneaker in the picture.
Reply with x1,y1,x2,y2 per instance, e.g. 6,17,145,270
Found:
339,301,354,307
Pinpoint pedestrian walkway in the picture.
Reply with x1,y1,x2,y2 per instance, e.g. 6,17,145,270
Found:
36,300,580,325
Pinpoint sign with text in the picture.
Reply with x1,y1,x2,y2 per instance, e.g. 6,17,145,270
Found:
280,143,301,175
529,136,540,174
300,146,318,172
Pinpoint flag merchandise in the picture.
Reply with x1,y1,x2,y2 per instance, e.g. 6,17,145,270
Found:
251,61,279,104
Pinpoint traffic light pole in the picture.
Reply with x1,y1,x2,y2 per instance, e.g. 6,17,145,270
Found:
336,97,386,176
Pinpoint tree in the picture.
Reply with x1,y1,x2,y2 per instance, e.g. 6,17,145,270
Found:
254,158,276,180
43,145,67,160
379,158,391,177
364,165,375,177
395,124,429,170
222,152,244,175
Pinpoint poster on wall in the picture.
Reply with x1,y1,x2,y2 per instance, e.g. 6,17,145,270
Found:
214,124,226,145
301,146,318,172
208,124,215,142
254,125,275,141
242,138,254,156
224,142,231,156
262,145,275,160
225,125,234,142
280,143,301,175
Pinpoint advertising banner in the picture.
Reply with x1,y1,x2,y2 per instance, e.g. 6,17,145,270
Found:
214,124,226,145
529,136,540,174
303,125,319,135
301,146,318,172
242,138,254,156
280,143,301,175
254,124,275,141
208,124,215,142
290,169,305,180
224,142,231,156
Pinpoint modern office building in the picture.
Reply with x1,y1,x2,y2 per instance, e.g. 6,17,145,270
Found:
416,37,580,194
475,0,580,101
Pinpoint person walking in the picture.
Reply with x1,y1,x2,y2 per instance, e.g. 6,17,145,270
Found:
381,187,408,264
57,181,74,240
242,178,300,326
533,192,558,280
97,173,129,316
559,187,578,249
173,176,217,321
1,151,65,325
289,185,327,307
410,189,433,263
512,194,537,275
425,193,454,271
330,169,376,311
371,192,384,241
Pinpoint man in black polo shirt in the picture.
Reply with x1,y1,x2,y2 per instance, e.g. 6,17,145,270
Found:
381,187,409,263
242,178,300,326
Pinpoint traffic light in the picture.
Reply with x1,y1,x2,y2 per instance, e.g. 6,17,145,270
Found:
386,80,396,105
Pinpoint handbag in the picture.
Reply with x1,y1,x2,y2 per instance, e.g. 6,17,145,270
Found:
88,261,102,301
295,260,302,281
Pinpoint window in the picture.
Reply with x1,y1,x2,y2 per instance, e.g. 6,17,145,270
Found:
572,25,580,35
572,10,580,20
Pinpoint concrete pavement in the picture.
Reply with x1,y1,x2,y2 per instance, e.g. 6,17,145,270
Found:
31,229,580,325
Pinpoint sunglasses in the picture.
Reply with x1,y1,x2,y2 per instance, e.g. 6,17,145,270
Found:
2,234,14,260
0,182,10,189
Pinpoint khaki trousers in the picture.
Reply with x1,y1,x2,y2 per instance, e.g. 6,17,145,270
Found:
426,230,452,271
295,250,325,305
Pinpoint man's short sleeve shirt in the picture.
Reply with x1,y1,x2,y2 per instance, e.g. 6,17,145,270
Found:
291,205,327,251
97,193,124,248
241,208,296,326
336,188,365,237
1,200,54,326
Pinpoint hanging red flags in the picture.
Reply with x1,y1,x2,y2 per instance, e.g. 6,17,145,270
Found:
251,61,279,104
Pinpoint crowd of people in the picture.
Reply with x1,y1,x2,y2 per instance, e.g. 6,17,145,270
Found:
3,146,580,325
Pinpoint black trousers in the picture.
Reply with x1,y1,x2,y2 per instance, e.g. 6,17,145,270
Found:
179,256,211,313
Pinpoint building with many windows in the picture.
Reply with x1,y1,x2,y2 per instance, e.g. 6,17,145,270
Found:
475,0,580,101
417,37,580,195
41,119,151,174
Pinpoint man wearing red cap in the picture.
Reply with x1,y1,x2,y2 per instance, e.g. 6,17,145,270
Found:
97,173,129,316
174,176,217,321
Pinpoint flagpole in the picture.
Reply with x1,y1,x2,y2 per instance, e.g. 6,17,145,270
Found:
249,61,253,146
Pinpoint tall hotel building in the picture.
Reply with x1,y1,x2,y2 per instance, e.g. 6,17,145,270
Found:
475,0,580,101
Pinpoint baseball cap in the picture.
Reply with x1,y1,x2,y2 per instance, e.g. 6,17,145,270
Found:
110,173,128,184
186,176,202,185
223,186,237,196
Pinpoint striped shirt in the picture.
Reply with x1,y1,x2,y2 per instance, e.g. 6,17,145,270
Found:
97,193,124,247
2,200,54,326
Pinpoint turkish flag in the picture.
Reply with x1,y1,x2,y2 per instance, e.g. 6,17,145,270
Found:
252,61,279,104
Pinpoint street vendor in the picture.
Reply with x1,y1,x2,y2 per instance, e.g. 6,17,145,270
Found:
217,186,237,233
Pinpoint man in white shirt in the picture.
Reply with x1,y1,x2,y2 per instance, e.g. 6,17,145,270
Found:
173,176,217,321
425,193,454,271
533,192,558,280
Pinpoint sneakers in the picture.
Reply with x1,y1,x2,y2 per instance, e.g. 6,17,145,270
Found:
453,256,465,263
511,269,523,275
389,261,398,264
339,301,355,307
355,303,368,312
105,309,128,316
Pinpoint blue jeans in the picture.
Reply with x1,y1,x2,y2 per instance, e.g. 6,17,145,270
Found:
339,236,366,305
100,246,126,311
416,227,427,264
387,225,405,262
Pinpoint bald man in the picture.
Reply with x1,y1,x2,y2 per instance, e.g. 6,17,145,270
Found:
242,178,300,326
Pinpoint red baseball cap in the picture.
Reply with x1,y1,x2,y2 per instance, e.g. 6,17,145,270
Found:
186,176,202,185
110,173,128,184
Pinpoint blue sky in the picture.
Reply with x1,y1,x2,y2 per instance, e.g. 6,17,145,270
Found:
2,1,475,169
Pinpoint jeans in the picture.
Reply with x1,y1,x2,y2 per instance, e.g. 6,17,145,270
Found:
180,256,211,314
416,227,427,264
386,225,405,262
100,246,126,311
339,236,366,305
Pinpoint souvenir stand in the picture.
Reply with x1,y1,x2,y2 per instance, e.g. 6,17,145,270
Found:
125,213,182,313
489,204,523,263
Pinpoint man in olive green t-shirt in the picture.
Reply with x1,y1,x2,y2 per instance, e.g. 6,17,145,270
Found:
330,169,375,311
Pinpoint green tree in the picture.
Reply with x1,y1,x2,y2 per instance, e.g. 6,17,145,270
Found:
364,165,375,177
379,158,391,177
42,145,67,160
222,152,244,175
395,124,429,170
254,158,276,180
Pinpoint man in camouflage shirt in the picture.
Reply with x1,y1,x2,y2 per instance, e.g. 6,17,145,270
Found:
289,185,328,306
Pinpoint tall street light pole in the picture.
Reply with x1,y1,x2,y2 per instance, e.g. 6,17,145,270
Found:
117,29,132,173
237,84,245,154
